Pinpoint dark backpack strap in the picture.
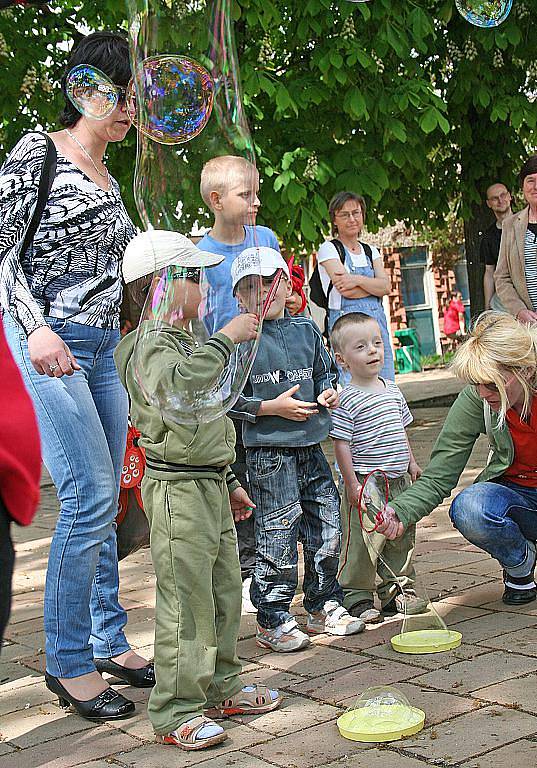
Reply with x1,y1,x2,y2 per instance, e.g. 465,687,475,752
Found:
326,238,347,305
19,133,57,260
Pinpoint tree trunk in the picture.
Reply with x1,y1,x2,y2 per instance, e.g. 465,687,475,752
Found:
464,202,495,320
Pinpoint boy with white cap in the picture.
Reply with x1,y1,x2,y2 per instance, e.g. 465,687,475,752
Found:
232,246,365,652
114,230,280,751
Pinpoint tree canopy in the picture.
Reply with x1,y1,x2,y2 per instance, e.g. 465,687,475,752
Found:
1,0,536,306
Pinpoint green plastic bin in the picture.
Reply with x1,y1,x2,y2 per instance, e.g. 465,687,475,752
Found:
395,328,422,373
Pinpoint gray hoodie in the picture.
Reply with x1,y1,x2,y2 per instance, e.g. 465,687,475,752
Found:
233,314,337,448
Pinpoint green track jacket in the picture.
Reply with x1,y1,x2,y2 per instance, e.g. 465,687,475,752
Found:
392,385,514,529
115,322,239,487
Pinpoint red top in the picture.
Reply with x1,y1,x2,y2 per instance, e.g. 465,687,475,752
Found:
504,397,537,488
0,317,41,524
443,299,465,335
287,256,307,314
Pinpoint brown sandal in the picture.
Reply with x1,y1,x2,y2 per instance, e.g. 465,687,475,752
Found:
218,684,281,716
155,716,227,750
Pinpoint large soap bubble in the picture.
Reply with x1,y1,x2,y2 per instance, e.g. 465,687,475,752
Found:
126,54,214,145
66,64,124,120
126,0,265,424
455,0,513,27
338,686,425,742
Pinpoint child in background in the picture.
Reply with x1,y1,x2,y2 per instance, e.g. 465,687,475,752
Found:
443,290,466,351
115,230,280,751
197,155,280,611
330,312,422,623
233,247,365,653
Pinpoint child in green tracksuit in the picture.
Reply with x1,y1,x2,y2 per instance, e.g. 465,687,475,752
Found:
114,230,280,752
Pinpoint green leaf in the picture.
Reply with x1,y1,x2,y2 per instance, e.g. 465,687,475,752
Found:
287,180,306,205
300,208,317,241
329,51,343,69
419,107,438,134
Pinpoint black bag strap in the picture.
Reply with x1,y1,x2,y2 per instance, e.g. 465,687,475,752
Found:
19,133,57,259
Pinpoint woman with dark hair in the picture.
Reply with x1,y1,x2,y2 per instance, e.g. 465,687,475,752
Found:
495,156,537,324
317,191,394,380
0,31,152,721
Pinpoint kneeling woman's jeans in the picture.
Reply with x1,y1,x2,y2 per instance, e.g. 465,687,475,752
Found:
4,315,130,678
450,480,537,574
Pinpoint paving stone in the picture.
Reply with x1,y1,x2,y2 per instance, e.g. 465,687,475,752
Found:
395,681,480,724
414,549,491,571
0,701,96,748
289,658,426,706
254,645,368,678
0,640,40,663
433,601,492,624
0,661,42,691
0,727,140,768
480,598,537,616
464,739,537,767
401,706,537,764
412,650,537,694
245,721,371,768
313,617,403,652
447,559,502,578
442,582,504,607
423,570,491,600
472,672,537,714
238,694,341,736
0,745,14,757
0,679,54,716
450,612,537,644
320,750,437,767
236,637,271,661
239,666,305,691
365,641,488,670
117,721,274,768
477,626,537,656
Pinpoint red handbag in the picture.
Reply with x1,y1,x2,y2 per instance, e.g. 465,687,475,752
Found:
116,425,150,560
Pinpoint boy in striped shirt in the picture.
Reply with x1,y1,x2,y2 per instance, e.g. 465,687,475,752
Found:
330,312,422,623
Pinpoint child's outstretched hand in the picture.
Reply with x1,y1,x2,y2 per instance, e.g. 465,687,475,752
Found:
230,486,256,522
408,459,422,482
221,313,259,344
317,388,339,409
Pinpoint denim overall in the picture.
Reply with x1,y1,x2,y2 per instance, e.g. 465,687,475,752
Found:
328,246,395,382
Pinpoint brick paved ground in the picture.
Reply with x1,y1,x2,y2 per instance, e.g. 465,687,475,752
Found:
3,404,537,768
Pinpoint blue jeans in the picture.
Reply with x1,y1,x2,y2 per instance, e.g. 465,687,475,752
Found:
450,479,537,574
4,315,130,677
247,444,343,629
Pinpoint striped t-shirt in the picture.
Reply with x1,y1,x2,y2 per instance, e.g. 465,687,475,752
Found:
524,224,537,311
330,380,412,478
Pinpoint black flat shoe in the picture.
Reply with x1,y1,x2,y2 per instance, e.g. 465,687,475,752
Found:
45,672,135,721
94,658,155,688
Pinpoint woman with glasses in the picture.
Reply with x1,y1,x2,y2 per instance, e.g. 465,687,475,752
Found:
377,312,537,607
495,156,537,324
316,191,394,380
0,32,152,721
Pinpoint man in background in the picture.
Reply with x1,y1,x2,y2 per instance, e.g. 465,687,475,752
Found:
481,182,513,311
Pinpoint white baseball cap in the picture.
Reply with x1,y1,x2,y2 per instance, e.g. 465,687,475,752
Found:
122,230,224,284
231,246,290,292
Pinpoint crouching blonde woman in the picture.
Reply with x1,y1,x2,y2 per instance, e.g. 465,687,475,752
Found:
377,312,537,607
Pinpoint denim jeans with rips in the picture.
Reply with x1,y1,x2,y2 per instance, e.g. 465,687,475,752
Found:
450,479,537,574
4,314,130,678
247,444,343,629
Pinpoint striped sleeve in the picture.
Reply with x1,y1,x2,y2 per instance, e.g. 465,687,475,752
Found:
329,404,354,442
400,393,413,428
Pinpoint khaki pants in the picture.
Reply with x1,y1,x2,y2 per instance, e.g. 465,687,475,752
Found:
142,475,243,735
339,474,416,609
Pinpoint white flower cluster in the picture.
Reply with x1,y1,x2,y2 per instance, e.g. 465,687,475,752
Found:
371,52,385,74
446,40,463,65
463,39,478,62
20,66,38,97
0,32,8,58
341,16,356,42
492,50,504,69
303,154,319,181
258,35,275,67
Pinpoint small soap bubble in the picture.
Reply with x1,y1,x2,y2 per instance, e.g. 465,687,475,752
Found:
455,0,513,27
66,64,120,120
127,55,214,145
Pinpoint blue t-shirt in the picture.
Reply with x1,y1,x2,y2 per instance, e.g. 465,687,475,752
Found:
197,225,280,335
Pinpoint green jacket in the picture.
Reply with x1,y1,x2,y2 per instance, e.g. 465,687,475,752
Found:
392,385,514,528
114,322,239,487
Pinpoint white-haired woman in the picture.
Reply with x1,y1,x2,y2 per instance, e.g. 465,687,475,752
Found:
377,312,537,607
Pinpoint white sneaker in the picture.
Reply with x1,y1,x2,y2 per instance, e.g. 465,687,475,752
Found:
241,577,257,615
307,600,365,636
256,618,311,652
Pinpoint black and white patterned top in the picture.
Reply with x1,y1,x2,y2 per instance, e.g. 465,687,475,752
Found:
0,131,136,335
525,223,537,311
